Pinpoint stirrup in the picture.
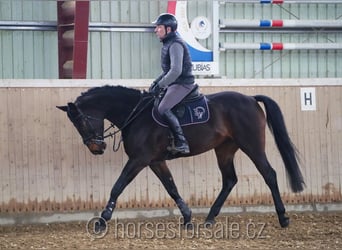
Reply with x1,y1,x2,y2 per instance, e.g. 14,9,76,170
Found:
167,135,190,154
175,144,190,154
167,145,190,155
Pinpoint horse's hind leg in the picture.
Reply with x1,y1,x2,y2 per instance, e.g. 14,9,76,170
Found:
149,161,192,227
241,139,289,227
238,99,289,227
251,155,289,227
205,142,238,225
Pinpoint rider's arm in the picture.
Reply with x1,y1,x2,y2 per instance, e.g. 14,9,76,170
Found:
157,42,183,89
153,73,164,84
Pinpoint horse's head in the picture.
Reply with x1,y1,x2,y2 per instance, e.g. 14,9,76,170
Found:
57,103,107,155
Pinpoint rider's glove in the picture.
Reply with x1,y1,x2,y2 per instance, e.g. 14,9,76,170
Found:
149,81,158,93
149,82,163,97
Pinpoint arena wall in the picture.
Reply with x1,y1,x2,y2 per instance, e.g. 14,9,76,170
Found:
0,79,341,214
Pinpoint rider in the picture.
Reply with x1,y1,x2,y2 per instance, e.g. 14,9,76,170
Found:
150,13,196,155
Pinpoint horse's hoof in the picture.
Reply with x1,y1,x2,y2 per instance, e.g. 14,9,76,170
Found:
204,219,215,228
279,216,290,228
95,220,107,233
181,209,192,227
184,222,194,230
101,209,112,221
86,217,108,239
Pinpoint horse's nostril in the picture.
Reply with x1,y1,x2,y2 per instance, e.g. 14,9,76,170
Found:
86,139,107,155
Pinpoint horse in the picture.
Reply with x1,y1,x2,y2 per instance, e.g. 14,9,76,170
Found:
57,85,304,230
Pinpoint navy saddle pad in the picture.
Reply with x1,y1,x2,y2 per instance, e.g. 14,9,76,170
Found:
152,95,210,127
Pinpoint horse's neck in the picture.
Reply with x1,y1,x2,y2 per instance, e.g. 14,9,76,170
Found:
105,97,140,128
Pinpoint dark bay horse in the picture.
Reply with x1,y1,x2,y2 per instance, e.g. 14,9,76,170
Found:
57,85,304,229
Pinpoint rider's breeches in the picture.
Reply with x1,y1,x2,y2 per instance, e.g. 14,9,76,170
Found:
157,84,194,115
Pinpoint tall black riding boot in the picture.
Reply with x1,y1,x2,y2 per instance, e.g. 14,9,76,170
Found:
163,110,190,154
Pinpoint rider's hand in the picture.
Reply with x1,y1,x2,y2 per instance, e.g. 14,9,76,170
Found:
149,81,158,93
149,82,164,97
150,84,162,97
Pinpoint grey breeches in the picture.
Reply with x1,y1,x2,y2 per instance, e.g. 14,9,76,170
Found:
157,84,195,115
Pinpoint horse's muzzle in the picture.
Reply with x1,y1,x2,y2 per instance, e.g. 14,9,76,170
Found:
86,139,107,155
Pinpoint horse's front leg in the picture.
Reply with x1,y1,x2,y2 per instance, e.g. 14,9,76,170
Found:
97,159,146,230
149,161,192,228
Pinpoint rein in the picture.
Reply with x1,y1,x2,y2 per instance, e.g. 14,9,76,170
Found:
103,94,154,152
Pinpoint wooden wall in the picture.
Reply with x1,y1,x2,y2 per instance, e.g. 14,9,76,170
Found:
0,79,341,213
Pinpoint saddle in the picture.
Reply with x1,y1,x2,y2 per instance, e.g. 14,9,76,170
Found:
152,84,210,127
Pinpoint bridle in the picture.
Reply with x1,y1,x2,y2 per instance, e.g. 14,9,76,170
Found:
75,93,155,152
71,112,104,147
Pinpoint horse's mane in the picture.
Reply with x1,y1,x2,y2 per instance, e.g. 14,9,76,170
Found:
75,85,142,104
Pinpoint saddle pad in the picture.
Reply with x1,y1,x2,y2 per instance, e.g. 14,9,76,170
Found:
152,96,210,127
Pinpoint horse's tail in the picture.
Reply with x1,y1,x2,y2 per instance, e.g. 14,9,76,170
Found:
254,95,305,193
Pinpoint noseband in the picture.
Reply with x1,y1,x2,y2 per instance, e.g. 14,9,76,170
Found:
72,112,104,146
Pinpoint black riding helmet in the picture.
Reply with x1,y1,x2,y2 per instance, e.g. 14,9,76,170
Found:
152,13,178,32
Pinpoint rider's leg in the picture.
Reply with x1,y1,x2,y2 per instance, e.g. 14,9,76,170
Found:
158,84,193,154
163,109,190,154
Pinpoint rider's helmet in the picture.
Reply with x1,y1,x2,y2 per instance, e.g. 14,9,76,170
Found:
152,13,178,32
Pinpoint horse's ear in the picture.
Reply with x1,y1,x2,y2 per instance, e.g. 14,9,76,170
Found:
56,103,79,115
67,102,77,110
67,102,80,116
56,105,68,112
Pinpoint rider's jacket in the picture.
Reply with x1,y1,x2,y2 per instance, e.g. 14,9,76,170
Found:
161,32,194,86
